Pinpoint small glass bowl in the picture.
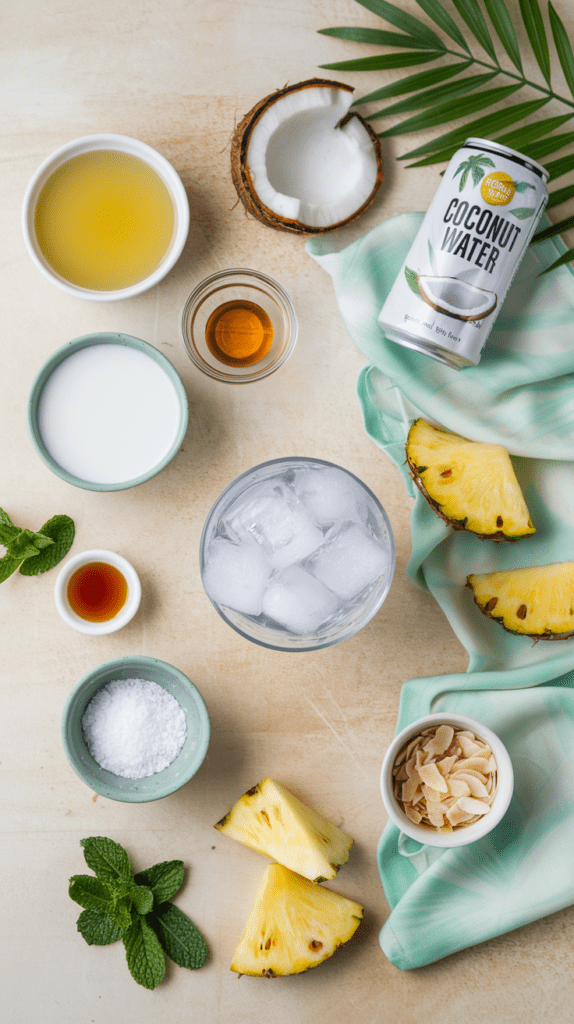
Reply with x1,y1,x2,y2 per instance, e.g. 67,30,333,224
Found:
200,456,395,651
181,269,298,383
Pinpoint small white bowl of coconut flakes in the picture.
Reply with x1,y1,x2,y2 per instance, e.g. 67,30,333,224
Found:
61,656,210,801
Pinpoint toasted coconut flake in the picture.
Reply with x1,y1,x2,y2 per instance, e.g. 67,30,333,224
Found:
418,763,448,792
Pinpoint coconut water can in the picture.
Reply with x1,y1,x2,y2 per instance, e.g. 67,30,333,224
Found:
378,138,549,369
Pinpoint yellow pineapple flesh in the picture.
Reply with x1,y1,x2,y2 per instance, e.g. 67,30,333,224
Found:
406,418,535,541
230,863,363,977
214,778,353,882
467,562,574,638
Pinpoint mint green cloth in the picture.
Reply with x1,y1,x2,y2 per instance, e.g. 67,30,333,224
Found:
307,215,574,969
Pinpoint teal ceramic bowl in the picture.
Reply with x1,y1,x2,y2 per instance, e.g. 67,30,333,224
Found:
62,656,210,801
27,332,188,491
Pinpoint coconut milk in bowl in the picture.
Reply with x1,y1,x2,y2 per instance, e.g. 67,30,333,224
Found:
28,333,188,491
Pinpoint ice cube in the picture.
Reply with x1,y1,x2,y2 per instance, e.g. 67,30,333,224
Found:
262,565,341,634
293,466,361,527
224,482,324,569
202,538,271,616
310,523,389,601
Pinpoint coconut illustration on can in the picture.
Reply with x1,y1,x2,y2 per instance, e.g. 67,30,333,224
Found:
378,138,549,369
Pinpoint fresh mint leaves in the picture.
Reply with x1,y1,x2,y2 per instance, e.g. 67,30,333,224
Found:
70,837,209,990
0,508,74,581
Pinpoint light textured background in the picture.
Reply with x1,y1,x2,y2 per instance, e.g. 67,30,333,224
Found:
3,1,574,1022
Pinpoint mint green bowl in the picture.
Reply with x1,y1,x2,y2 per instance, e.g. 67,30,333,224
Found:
61,656,210,802
27,332,189,492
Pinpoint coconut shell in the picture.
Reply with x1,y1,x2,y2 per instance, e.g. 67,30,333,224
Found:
230,78,383,235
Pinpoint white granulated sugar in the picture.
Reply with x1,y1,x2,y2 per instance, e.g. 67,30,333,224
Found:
82,677,187,779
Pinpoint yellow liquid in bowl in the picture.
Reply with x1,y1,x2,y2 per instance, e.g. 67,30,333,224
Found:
34,150,175,291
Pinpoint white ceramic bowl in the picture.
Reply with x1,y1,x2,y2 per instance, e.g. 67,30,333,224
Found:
55,549,141,635
22,133,189,301
380,712,514,848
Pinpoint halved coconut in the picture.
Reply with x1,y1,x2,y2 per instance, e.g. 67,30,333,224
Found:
231,78,382,234
417,276,497,322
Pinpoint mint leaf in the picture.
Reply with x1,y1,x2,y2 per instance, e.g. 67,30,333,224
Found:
150,902,208,970
131,885,154,916
0,509,20,546
19,515,74,576
77,907,125,946
7,530,45,560
0,552,24,583
405,266,421,296
81,836,133,886
123,914,166,990
69,875,115,912
134,860,185,904
108,895,134,931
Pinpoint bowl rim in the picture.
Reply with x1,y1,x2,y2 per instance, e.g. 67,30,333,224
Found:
180,267,298,384
54,549,141,635
199,455,396,651
27,331,189,491
61,656,211,802
21,132,190,301
380,712,514,848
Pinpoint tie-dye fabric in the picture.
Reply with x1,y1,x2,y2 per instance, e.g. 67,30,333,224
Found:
307,216,574,968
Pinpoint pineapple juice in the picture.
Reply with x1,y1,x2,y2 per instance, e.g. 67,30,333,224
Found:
378,138,548,369
34,150,175,291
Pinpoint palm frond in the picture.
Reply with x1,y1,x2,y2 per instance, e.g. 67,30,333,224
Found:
318,0,574,274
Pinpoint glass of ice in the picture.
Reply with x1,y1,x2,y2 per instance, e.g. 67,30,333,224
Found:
200,457,395,651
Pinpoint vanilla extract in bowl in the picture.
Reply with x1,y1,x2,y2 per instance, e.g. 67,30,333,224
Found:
205,299,273,367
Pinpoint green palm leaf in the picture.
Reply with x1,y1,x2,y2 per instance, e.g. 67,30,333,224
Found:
519,0,552,85
353,0,447,50
320,51,440,72
544,152,574,180
318,27,437,50
549,3,574,99
451,0,498,62
493,114,574,153
533,213,574,243
527,130,574,161
367,72,498,119
400,97,550,161
546,183,574,210
351,62,472,105
483,0,523,71
413,0,470,53
378,83,522,138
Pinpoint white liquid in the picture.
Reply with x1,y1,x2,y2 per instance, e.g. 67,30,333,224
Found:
38,344,182,484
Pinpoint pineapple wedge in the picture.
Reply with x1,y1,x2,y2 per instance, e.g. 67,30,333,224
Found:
215,778,353,881
406,418,535,541
467,562,574,639
231,863,363,977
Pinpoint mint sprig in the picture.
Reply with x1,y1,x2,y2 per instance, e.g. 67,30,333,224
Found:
69,837,208,990
0,508,74,580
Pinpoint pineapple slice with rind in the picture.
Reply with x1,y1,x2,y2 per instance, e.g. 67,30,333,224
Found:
214,778,352,881
406,418,535,541
467,562,574,639
230,863,363,977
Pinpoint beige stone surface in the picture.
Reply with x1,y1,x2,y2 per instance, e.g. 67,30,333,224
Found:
3,1,574,1021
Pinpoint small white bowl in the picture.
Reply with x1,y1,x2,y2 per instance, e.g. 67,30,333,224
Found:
381,712,514,848
55,549,141,635
22,133,189,301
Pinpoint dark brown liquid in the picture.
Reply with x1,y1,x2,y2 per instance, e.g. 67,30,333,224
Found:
205,299,273,367
67,561,128,622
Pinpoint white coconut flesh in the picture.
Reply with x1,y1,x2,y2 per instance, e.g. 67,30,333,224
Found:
418,276,497,318
245,86,380,228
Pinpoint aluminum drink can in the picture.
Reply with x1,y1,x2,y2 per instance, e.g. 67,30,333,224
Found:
378,138,549,369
